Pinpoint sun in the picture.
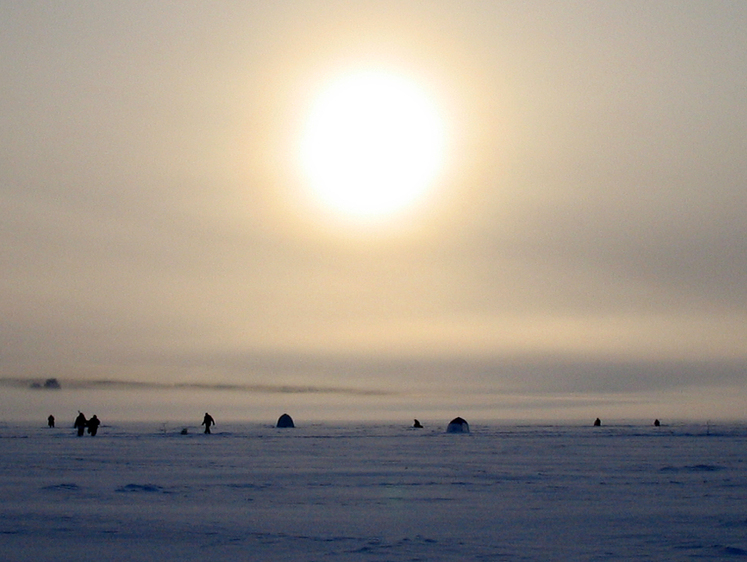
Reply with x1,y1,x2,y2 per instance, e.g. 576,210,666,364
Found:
300,71,445,220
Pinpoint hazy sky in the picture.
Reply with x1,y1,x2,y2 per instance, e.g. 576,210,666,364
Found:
2,2,746,421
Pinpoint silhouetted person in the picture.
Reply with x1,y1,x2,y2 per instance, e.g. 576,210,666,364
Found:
593,418,601,427
47,415,55,428
654,419,661,427
87,415,101,436
74,412,87,436
202,412,215,434
413,419,423,428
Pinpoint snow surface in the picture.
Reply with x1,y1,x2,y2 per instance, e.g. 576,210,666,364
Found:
1,422,746,561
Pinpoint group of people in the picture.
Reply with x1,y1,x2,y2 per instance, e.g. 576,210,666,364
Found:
72,412,101,436
47,412,214,437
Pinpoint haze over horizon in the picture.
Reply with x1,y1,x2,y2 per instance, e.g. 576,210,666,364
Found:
2,2,746,422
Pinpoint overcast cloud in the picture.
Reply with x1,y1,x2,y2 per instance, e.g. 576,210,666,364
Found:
1,2,746,421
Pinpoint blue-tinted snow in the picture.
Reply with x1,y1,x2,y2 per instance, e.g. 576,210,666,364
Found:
1,422,746,561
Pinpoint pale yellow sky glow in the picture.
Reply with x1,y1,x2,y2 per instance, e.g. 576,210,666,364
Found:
1,2,746,422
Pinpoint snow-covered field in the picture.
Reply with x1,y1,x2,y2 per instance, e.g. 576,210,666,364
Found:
1,421,746,561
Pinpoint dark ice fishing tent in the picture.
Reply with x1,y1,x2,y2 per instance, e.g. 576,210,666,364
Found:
446,417,469,433
276,413,295,428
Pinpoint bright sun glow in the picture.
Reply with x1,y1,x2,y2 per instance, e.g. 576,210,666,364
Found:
300,71,445,219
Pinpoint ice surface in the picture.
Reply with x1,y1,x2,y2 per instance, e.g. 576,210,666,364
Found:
1,422,746,561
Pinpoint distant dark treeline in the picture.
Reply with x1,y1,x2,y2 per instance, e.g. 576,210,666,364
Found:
0,377,391,396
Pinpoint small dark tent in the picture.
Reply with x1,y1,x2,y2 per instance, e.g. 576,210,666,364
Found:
276,413,295,428
446,417,469,433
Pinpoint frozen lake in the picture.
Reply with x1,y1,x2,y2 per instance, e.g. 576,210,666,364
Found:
1,421,746,561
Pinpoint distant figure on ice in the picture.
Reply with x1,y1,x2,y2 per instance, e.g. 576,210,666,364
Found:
87,415,101,436
74,412,87,436
413,419,423,428
593,418,602,427
47,415,55,428
653,419,661,427
202,412,215,434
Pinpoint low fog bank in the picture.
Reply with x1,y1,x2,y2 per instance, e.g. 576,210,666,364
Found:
1,353,746,423
1,383,744,426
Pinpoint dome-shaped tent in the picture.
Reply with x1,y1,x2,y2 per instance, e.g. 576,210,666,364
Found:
276,413,295,428
446,417,469,433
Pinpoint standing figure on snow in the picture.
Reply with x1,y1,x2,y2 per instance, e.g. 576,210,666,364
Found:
87,415,101,436
201,412,215,434
74,412,87,436
47,415,55,428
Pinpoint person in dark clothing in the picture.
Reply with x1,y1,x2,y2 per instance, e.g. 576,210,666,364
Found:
74,412,87,436
593,418,602,427
201,412,215,434
47,415,55,428
87,415,101,436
